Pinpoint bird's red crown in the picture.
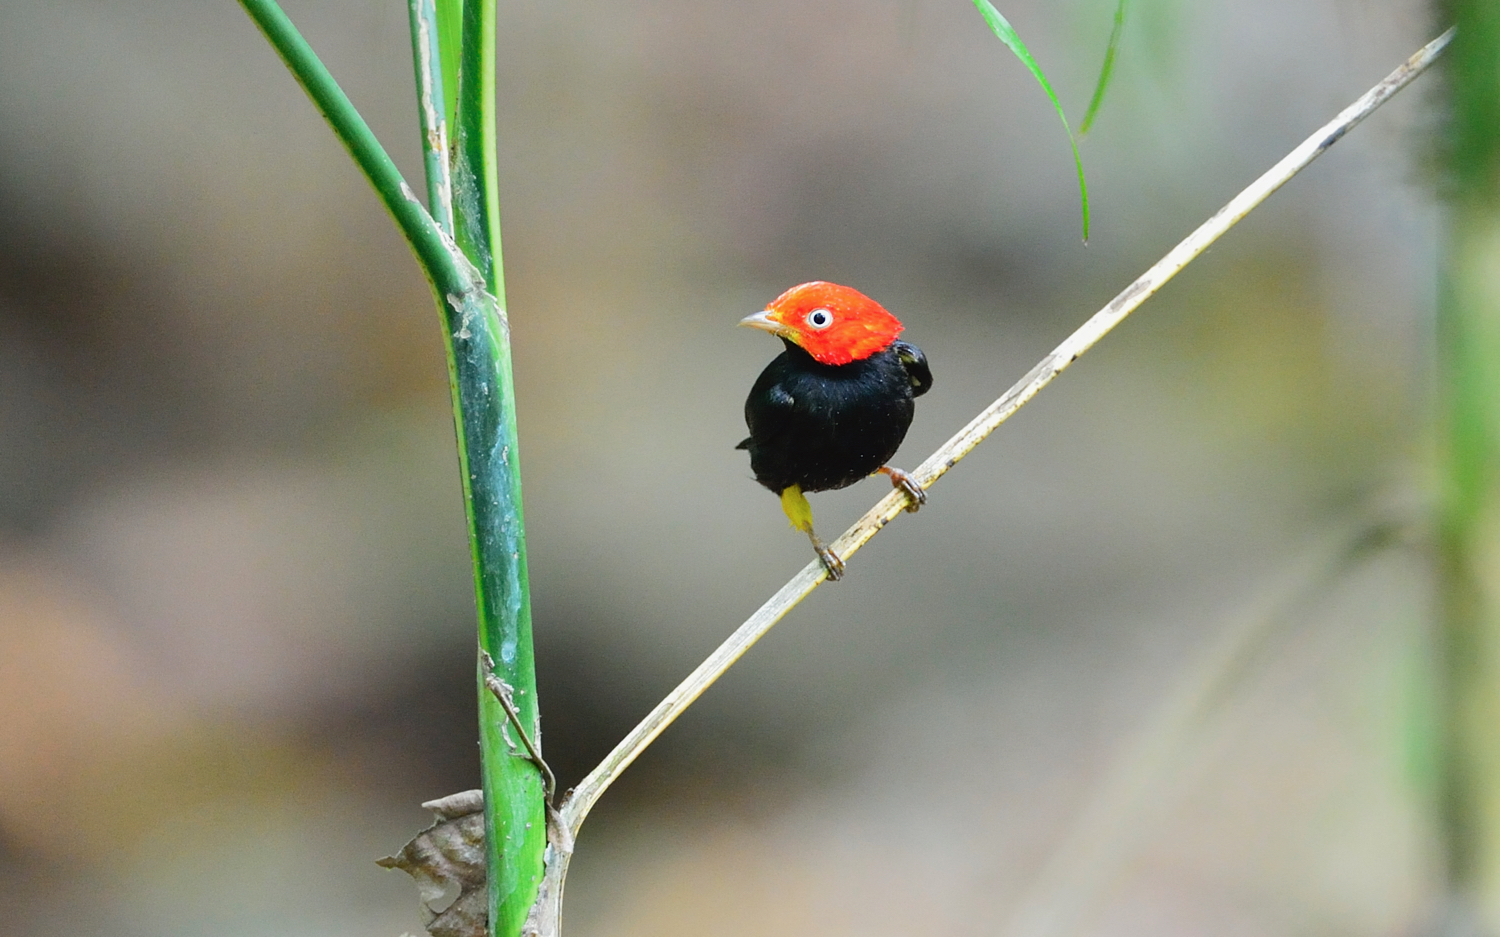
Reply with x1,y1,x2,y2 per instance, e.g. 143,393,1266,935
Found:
740,281,904,366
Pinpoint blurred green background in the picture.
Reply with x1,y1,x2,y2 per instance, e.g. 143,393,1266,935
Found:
0,1,1444,934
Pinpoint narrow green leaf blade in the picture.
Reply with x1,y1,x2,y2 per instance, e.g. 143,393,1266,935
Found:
970,0,1090,240
1080,0,1128,135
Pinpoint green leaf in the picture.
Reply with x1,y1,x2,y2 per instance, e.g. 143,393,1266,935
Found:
1080,0,1128,135
970,0,1090,241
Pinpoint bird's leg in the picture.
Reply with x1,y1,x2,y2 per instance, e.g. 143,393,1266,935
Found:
877,465,926,512
805,531,845,581
780,484,844,580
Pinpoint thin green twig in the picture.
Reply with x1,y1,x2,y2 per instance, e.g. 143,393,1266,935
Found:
238,0,472,299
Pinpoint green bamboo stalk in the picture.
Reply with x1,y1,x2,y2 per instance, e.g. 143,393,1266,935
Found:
445,2,547,936
240,3,544,935
1436,5,1500,929
451,0,504,292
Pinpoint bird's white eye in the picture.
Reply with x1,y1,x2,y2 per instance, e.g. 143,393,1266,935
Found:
805,308,833,330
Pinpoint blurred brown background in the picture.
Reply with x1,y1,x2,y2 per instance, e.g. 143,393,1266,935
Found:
0,1,1442,934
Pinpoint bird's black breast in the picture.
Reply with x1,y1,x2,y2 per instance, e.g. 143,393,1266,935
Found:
739,340,930,494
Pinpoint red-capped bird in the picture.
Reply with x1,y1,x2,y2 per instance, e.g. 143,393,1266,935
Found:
738,281,932,579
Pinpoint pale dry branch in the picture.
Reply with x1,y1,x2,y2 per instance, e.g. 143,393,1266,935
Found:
555,25,1454,845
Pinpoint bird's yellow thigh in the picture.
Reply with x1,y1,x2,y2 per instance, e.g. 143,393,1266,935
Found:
780,485,816,533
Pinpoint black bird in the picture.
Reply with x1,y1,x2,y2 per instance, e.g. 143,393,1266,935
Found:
738,281,932,579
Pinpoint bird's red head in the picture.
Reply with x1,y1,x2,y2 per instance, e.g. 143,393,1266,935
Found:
739,281,904,366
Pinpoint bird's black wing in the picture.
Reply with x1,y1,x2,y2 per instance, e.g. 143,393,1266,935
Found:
891,341,932,397
742,379,796,450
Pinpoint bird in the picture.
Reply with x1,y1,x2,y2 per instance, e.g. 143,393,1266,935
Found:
737,281,932,580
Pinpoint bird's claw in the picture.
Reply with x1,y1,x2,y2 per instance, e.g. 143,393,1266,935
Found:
814,543,845,581
883,467,926,513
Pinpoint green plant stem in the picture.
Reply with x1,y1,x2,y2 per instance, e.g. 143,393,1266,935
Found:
409,0,455,234
240,2,543,934
446,2,545,935
1438,4,1500,927
452,0,503,291
238,0,470,300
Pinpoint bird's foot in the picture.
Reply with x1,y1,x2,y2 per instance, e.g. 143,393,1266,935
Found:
879,466,926,512
812,540,845,581
784,485,844,580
